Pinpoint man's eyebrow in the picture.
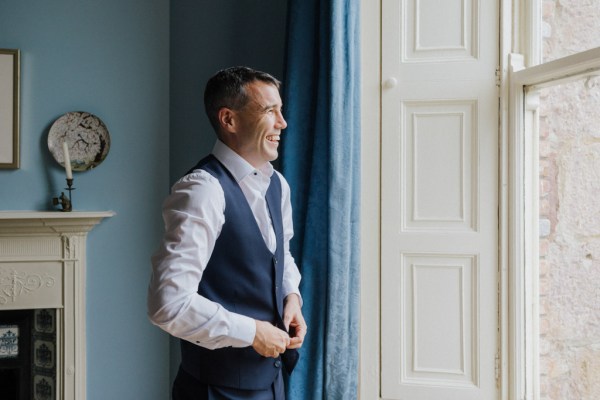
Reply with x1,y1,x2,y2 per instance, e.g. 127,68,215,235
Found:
245,96,281,112
263,102,283,110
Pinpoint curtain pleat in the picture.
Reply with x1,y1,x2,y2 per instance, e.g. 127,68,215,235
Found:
281,1,360,398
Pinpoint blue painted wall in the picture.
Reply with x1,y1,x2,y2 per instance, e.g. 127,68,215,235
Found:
0,0,287,398
0,1,171,398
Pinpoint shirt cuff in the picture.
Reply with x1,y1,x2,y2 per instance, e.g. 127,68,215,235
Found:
227,312,256,347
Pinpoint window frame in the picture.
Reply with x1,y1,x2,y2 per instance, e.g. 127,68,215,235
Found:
503,5,600,397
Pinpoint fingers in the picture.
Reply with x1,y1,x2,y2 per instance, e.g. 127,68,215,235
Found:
286,322,307,349
268,336,289,358
287,337,302,349
283,294,307,349
272,334,290,355
252,320,290,358
273,336,291,357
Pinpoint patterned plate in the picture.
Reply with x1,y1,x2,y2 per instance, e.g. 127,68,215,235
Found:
48,111,110,171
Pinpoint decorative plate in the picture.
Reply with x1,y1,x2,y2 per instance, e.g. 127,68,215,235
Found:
48,111,110,171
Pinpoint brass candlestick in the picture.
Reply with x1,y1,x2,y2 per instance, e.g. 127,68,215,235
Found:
52,178,74,212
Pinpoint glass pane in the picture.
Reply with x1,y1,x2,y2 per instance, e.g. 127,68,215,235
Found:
542,1,600,62
538,76,600,399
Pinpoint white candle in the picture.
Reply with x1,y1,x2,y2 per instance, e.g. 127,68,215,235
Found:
62,141,73,180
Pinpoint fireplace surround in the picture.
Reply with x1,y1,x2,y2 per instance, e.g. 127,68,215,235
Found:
0,211,113,400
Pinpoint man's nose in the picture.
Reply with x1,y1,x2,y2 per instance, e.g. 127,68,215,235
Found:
277,111,287,129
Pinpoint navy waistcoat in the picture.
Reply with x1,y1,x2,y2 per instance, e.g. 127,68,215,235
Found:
180,155,296,390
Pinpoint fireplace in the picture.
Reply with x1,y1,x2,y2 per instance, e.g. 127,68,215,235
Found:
0,211,113,400
0,309,56,400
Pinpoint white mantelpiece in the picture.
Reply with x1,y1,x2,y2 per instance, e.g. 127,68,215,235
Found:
0,211,114,400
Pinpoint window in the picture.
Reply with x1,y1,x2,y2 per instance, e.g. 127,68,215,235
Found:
506,2,600,399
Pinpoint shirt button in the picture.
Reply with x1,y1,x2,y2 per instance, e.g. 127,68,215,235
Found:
274,360,281,368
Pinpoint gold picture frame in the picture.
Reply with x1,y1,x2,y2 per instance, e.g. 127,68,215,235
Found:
0,48,20,169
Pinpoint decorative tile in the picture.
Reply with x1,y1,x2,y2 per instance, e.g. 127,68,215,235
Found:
0,325,19,358
33,375,55,400
34,339,55,368
34,309,55,334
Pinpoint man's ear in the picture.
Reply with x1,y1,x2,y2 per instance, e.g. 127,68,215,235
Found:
217,108,236,133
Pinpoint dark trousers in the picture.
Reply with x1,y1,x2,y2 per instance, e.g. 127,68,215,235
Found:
172,366,285,400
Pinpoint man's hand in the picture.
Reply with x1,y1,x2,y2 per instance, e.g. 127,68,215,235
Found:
283,294,307,349
252,320,290,358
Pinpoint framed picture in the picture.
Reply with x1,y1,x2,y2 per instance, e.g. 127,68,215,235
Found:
0,49,20,169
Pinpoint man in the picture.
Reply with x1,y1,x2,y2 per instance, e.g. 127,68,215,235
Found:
147,66,306,400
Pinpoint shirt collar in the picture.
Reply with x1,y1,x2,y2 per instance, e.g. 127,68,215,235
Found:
211,140,274,182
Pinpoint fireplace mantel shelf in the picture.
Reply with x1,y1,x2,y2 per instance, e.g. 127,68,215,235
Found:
0,210,115,219
0,211,115,234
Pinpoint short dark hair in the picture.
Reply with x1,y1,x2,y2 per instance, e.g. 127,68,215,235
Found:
204,66,281,132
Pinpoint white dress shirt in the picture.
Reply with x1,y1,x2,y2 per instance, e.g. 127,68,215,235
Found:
147,140,301,349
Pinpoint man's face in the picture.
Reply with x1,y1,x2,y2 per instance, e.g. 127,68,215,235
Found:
229,81,287,168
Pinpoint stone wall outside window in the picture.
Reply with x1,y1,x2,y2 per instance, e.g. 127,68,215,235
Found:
539,1,600,399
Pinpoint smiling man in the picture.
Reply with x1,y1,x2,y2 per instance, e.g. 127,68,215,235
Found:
148,67,307,400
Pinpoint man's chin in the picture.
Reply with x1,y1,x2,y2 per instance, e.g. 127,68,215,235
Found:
265,148,279,162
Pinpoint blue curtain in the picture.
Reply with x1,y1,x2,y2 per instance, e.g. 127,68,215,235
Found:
281,0,360,399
